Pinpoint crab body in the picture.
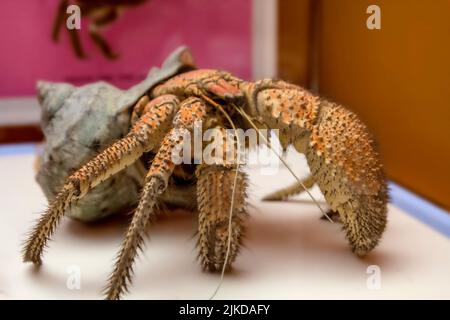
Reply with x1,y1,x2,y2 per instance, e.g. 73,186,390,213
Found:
25,54,387,299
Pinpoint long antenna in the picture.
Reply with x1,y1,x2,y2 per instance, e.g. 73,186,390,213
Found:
232,103,332,223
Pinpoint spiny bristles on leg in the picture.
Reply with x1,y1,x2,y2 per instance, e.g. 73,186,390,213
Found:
104,178,163,300
304,102,388,255
22,134,146,266
233,104,333,222
22,182,78,265
262,175,315,201
196,165,248,273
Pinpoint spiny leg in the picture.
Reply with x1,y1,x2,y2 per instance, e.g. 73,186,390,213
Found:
262,175,340,221
87,6,120,59
196,165,248,272
240,79,388,256
151,69,244,101
89,27,119,60
51,0,68,42
130,95,150,125
105,97,208,299
22,95,179,265
68,28,86,59
104,174,163,300
154,72,387,255
305,102,387,255
262,174,315,201
89,6,119,60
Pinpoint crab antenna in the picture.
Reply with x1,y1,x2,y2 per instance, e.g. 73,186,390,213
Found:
232,103,333,223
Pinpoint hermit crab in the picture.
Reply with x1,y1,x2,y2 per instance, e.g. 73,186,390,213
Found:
23,49,388,300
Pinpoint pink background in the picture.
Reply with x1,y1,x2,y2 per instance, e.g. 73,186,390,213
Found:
0,0,251,96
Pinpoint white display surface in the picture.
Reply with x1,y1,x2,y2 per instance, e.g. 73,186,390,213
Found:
1,151,449,300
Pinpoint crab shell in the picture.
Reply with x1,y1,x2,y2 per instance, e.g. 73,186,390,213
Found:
35,47,196,222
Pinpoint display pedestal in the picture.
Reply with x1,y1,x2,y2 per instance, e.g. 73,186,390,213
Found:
1,151,449,299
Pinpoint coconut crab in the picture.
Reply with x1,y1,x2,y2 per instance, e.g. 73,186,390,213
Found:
23,52,388,300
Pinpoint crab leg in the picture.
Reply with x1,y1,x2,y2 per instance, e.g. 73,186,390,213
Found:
151,69,243,101
105,97,208,300
196,164,248,272
153,69,388,255
22,95,179,265
242,80,388,255
262,174,315,201
51,0,68,42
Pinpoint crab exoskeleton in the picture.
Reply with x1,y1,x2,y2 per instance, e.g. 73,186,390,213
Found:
25,48,388,300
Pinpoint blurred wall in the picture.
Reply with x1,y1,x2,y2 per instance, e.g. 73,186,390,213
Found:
0,0,252,143
277,0,312,86
0,0,252,96
278,0,450,210
316,0,450,209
